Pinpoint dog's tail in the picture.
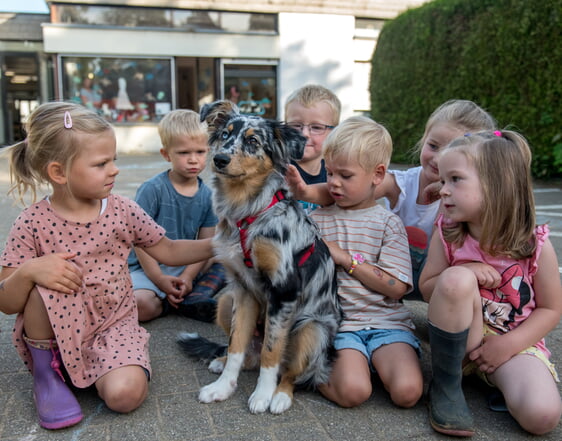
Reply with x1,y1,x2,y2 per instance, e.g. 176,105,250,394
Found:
176,332,227,361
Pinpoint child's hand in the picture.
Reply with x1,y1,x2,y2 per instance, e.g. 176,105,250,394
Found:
324,240,349,269
24,253,82,294
468,334,513,374
286,164,308,200
156,275,187,308
421,181,442,204
461,262,501,288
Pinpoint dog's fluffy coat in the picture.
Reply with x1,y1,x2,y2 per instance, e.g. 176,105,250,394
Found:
178,100,342,414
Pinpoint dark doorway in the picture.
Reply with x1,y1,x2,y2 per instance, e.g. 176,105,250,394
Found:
1,53,40,145
175,57,216,113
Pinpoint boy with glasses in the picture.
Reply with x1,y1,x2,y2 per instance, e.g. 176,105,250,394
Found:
284,84,341,212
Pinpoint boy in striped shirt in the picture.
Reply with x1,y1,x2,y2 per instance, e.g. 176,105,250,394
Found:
311,116,422,409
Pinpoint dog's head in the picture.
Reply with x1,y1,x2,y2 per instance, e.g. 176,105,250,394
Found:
200,100,306,181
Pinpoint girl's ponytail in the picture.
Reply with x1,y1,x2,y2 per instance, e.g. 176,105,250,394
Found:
8,139,39,205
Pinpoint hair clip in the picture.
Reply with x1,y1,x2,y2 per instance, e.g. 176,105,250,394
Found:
64,111,73,129
493,130,502,137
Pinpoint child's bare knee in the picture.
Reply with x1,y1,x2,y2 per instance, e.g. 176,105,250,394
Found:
104,380,147,413
99,369,148,413
389,380,422,408
135,290,162,322
519,401,562,435
336,381,372,408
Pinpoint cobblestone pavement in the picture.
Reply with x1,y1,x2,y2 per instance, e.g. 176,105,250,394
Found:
1,153,561,441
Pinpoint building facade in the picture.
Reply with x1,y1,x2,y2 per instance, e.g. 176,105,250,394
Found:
1,0,427,151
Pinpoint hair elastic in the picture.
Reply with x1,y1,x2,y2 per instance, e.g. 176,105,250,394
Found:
64,111,73,129
493,130,502,137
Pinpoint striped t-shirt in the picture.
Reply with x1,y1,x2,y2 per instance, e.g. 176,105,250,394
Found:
311,204,414,332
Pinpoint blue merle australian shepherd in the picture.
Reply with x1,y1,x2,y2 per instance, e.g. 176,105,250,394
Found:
178,100,343,414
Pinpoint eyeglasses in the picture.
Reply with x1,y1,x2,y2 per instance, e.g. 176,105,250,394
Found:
286,122,335,135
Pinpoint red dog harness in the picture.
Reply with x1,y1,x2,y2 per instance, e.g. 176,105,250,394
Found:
236,190,315,268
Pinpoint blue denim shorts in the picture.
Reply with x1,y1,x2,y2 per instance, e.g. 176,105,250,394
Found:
130,266,186,300
334,328,421,371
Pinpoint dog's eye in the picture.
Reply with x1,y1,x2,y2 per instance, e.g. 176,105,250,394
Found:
221,130,229,140
247,136,259,146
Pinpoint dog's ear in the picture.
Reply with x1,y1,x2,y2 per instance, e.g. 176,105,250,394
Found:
273,123,306,162
200,100,239,132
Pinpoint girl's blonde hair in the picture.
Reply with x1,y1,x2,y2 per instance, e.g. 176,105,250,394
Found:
284,84,341,126
441,130,536,259
8,101,113,204
158,109,207,150
323,116,392,170
413,99,497,157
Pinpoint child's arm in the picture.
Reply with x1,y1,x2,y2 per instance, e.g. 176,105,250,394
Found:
286,164,399,206
141,236,214,267
135,246,187,298
177,227,216,287
286,165,333,205
0,253,82,314
469,239,562,373
418,232,450,302
325,240,409,299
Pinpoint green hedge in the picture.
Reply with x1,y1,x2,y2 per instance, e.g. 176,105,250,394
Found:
370,0,562,177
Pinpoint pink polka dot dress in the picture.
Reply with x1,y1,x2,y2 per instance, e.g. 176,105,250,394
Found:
0,195,165,388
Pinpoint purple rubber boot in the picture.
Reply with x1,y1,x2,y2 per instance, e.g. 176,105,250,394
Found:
26,341,83,429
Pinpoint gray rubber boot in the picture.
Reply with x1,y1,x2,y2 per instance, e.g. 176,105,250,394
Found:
428,322,475,437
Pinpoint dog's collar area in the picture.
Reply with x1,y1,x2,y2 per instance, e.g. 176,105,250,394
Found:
237,190,286,268
237,191,315,268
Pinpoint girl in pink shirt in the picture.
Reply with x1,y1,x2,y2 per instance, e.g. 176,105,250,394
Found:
420,130,562,436
0,102,213,430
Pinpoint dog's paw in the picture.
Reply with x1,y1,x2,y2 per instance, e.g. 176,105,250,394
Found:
208,356,226,374
199,377,236,403
248,389,273,414
269,391,292,414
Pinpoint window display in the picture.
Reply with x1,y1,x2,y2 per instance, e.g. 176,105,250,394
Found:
60,56,174,123
223,62,277,119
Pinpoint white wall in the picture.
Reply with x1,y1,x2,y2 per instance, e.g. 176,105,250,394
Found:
114,125,161,153
43,25,279,58
278,13,355,121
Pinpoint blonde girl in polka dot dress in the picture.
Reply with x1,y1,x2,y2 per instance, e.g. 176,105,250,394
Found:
0,102,213,430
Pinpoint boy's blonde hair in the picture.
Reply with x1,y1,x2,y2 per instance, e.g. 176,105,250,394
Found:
441,130,535,259
158,109,207,150
9,101,113,204
284,84,341,126
323,116,392,170
413,99,497,157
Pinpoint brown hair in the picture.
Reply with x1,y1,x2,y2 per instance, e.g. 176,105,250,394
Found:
441,130,536,259
8,101,113,204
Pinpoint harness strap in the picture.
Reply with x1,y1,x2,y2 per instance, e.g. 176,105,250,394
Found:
237,191,314,268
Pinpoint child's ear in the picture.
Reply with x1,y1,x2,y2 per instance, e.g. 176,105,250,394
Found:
46,161,67,185
373,163,386,186
160,148,171,162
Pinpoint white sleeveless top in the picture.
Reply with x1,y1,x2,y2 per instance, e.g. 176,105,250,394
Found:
385,166,440,240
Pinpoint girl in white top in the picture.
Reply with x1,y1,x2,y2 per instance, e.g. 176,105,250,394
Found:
288,99,497,298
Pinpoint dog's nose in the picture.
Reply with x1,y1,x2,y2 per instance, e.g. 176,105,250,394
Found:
213,154,231,170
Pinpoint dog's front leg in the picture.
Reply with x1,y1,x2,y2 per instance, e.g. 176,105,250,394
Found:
199,291,259,404
248,304,293,414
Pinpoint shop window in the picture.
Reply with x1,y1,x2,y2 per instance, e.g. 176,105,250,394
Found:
223,62,277,119
60,56,173,123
